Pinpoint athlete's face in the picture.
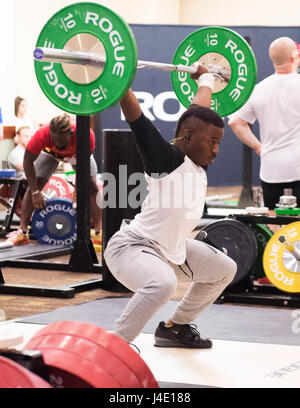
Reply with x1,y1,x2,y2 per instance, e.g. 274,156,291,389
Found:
187,121,223,168
18,128,33,148
51,129,74,151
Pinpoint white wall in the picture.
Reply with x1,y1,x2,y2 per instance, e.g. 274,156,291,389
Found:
1,0,300,125
180,0,300,26
0,1,15,124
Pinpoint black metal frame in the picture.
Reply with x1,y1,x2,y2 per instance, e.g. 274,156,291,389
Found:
237,37,254,208
0,178,27,237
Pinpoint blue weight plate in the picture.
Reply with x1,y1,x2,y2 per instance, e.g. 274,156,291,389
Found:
31,198,77,246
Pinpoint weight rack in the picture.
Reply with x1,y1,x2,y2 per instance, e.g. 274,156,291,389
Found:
217,213,300,308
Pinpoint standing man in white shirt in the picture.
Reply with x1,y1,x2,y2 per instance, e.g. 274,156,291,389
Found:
229,37,300,213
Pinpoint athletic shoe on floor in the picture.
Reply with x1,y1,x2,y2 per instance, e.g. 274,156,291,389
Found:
6,229,30,246
91,230,102,252
91,230,102,245
154,321,212,349
257,277,273,285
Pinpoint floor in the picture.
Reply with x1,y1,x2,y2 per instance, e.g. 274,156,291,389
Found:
1,184,300,389
1,320,300,388
0,185,245,322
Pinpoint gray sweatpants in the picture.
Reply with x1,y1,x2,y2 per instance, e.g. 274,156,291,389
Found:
104,220,237,343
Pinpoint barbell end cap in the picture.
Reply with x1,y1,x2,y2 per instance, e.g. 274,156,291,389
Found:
33,48,44,61
197,230,208,240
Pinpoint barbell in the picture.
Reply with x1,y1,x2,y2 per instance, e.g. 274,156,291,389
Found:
33,2,257,117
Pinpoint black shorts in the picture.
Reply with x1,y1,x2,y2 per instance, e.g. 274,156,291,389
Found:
261,180,300,210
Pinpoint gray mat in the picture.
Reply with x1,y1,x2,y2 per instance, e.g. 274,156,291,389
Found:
0,243,71,260
17,297,300,346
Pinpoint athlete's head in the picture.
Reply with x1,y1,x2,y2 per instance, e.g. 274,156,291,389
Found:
15,126,33,148
15,96,28,118
269,37,300,72
50,114,74,151
173,105,224,168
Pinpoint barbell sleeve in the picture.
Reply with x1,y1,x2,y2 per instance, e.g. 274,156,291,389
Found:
278,235,300,260
33,47,230,80
34,47,107,67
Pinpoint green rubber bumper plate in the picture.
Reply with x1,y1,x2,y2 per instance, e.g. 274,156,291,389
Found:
171,26,257,117
275,208,300,215
34,2,137,115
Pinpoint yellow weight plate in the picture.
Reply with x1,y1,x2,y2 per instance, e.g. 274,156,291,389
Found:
263,222,300,293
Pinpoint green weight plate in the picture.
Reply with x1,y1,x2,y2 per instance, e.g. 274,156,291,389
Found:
275,208,300,215
171,27,257,117
250,224,273,279
34,2,137,115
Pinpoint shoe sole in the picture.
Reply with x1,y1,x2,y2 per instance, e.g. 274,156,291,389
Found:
154,337,212,349
11,240,30,246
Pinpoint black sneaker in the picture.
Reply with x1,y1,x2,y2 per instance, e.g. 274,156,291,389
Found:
154,321,212,349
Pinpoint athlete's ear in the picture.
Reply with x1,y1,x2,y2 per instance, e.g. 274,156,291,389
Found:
183,129,192,141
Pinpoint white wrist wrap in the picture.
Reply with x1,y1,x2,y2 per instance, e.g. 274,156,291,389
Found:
198,73,215,91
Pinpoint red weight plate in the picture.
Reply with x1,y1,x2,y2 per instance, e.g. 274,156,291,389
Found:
0,356,52,388
25,339,121,388
27,321,158,388
43,175,73,200
43,321,158,388
26,333,141,388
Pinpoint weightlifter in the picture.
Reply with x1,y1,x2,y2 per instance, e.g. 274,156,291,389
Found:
104,66,237,348
6,113,102,246
229,37,300,212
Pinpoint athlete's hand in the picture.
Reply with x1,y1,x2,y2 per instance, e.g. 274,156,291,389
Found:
190,62,209,80
32,191,46,209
